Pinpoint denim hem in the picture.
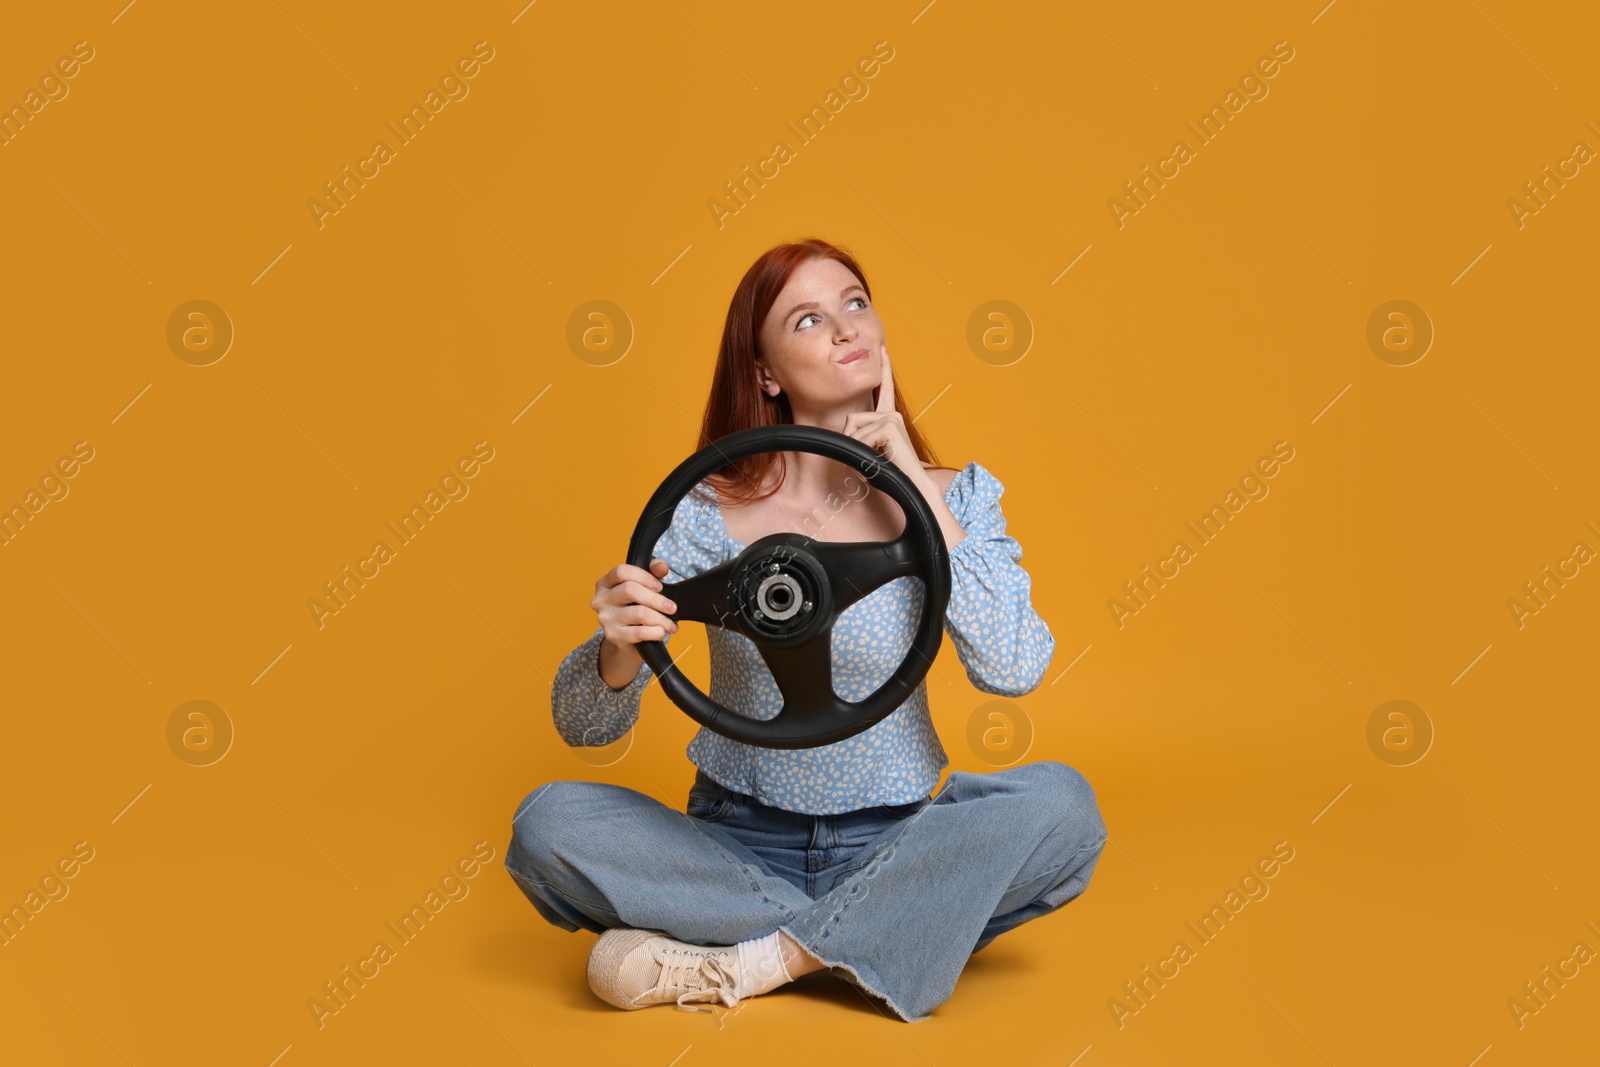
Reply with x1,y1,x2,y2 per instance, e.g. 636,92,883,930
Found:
776,921,928,1024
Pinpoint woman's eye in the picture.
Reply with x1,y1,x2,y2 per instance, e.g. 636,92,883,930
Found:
796,298,867,330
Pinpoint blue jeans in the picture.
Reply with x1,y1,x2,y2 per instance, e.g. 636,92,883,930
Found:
505,760,1108,1023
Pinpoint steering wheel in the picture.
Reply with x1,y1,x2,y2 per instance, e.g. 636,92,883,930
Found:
625,424,951,750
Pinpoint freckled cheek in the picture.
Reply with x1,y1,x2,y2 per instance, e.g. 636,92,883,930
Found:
802,342,837,371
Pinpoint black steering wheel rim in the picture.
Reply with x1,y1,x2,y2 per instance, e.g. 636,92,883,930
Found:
626,424,951,749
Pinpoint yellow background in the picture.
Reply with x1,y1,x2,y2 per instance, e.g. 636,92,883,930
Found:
2,1,1596,1063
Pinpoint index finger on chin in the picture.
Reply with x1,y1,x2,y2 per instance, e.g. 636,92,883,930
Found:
876,344,894,413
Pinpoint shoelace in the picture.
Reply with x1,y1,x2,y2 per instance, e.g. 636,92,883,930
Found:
652,946,741,1014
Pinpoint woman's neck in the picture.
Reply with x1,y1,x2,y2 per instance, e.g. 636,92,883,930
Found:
776,392,886,500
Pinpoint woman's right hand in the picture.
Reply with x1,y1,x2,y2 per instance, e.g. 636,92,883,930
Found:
592,558,679,646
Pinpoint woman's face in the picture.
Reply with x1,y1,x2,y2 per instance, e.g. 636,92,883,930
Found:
755,256,882,410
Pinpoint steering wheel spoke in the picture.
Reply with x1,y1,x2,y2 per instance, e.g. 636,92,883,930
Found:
807,534,922,612
756,631,837,718
663,560,748,634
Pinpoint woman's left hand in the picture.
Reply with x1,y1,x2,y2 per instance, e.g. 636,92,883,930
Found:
841,344,925,486
841,344,968,550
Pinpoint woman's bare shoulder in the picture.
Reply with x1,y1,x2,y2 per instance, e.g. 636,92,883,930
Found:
920,462,963,495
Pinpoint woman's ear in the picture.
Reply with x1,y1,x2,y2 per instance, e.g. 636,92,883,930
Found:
754,358,781,397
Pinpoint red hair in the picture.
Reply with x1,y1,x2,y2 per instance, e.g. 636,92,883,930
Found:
691,238,942,509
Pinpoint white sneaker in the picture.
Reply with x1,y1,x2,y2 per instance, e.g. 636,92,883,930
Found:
587,928,744,1013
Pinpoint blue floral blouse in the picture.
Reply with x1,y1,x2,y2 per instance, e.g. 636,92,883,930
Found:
550,461,1056,815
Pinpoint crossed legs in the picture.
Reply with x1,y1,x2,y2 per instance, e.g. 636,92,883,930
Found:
506,761,1107,1021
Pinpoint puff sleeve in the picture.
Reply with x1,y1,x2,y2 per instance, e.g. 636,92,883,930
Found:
550,483,726,747
940,462,1056,695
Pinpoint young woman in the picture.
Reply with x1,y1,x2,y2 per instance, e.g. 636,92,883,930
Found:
505,238,1107,1023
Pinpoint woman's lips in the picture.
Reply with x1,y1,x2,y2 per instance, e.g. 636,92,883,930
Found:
840,349,869,364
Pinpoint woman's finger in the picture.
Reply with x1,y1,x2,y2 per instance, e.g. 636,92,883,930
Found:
840,415,882,447
614,579,677,615
614,623,670,644
623,604,678,632
602,562,664,592
876,343,895,414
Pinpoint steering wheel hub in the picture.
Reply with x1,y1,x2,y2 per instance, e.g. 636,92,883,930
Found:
733,541,829,640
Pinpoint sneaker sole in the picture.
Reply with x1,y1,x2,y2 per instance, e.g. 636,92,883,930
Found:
587,926,666,1010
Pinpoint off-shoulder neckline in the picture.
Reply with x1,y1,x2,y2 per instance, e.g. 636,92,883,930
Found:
709,460,979,550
